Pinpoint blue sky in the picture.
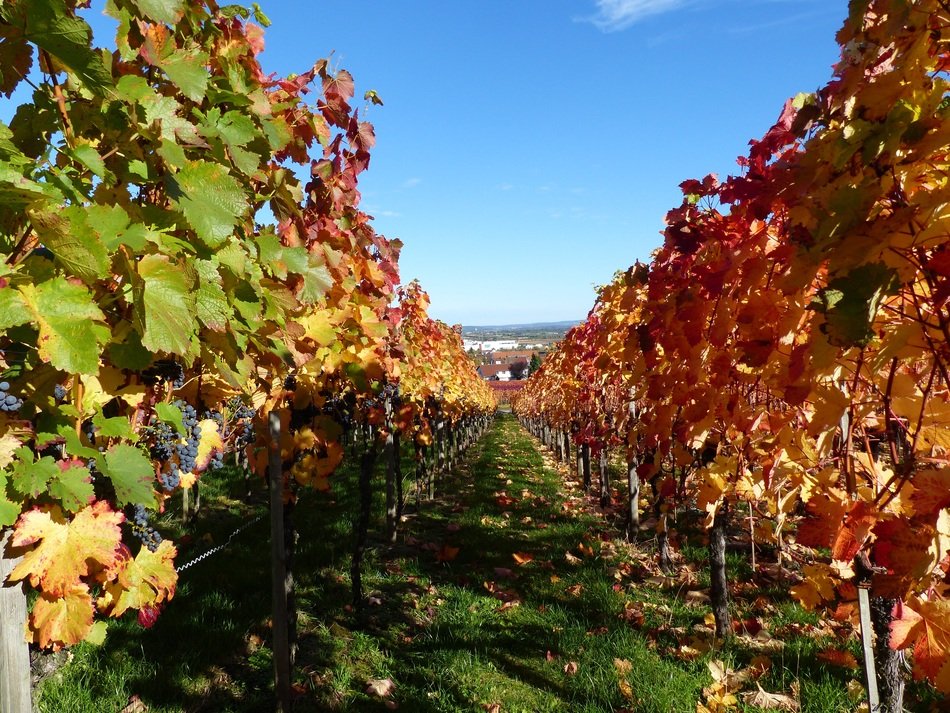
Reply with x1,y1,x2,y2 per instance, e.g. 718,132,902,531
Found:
259,0,846,325
5,0,848,326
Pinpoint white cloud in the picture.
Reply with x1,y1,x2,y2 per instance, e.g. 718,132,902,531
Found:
402,177,422,189
585,0,691,32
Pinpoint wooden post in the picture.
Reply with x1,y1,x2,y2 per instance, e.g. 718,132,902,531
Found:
709,505,733,638
626,456,640,541
857,586,880,711
581,444,591,491
1,529,31,713
384,398,397,544
268,412,293,713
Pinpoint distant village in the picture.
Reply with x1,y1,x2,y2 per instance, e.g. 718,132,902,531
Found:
463,341,552,382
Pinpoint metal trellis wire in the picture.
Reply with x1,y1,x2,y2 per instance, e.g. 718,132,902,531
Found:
175,512,267,573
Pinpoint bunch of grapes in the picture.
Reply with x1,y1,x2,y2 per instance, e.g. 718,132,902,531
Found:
148,420,178,461
175,401,201,475
142,360,185,389
0,381,22,413
129,504,162,552
228,397,257,449
204,410,225,470
159,463,180,492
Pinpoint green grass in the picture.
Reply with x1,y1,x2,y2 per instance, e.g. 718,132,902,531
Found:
34,415,941,712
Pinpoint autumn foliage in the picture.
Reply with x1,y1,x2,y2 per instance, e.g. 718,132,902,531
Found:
516,0,950,694
0,0,490,650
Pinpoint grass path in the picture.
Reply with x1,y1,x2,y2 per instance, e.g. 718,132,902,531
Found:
37,414,881,712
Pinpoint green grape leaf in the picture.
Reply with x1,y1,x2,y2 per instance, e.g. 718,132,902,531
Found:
27,205,110,285
0,470,21,526
166,161,248,248
69,144,110,180
130,0,184,25
107,328,153,371
194,259,230,331
49,464,94,512
134,254,197,357
160,47,209,102
0,288,30,332
10,447,58,498
100,444,156,508
19,278,110,375
298,256,333,305
57,426,98,461
0,164,62,207
154,401,185,436
84,204,150,251
811,263,900,347
92,411,133,440
1,0,113,95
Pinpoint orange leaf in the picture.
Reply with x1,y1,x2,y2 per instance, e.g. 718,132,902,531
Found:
892,596,950,686
10,502,123,596
512,551,534,565
30,585,95,649
816,648,858,669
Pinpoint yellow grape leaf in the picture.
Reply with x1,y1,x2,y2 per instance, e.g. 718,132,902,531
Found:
30,585,95,650
790,564,837,610
0,433,20,469
10,502,123,596
103,540,178,617
299,309,337,347
193,418,224,472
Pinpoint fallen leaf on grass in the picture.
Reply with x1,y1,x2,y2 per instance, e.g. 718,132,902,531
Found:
564,552,582,566
685,590,711,605
620,602,645,627
365,678,396,698
119,696,148,713
482,704,501,713
435,545,460,563
674,637,711,661
493,567,515,579
563,661,579,675
816,648,858,669
618,676,636,701
613,658,632,675
737,629,785,653
741,685,799,711
566,583,584,597
495,492,516,507
512,551,534,565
